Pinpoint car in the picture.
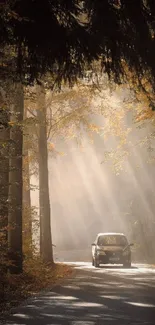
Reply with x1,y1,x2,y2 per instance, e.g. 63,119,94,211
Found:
91,232,133,268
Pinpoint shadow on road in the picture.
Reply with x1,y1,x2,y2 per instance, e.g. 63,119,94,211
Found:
3,265,155,325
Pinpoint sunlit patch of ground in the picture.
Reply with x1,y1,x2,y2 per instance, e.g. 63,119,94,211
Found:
65,261,155,273
3,262,155,325
126,302,155,308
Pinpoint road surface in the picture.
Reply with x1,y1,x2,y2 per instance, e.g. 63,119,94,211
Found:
2,262,155,325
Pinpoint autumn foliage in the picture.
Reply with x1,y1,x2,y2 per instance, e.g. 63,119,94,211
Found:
0,258,72,316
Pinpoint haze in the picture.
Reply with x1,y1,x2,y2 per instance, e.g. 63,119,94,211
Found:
31,90,155,263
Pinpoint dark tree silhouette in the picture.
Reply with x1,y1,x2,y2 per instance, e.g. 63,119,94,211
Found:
1,0,155,89
85,0,155,87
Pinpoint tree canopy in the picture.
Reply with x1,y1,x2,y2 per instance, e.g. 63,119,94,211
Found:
0,0,95,84
85,1,155,88
1,0,155,89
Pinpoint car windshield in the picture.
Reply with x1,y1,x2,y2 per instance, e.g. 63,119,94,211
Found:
98,235,128,246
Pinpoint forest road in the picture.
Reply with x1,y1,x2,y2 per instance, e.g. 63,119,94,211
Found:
3,262,155,325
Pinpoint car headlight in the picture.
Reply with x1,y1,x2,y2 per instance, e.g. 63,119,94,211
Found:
97,246,106,255
97,251,106,255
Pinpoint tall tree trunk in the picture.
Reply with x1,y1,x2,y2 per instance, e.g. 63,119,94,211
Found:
8,83,24,274
23,153,32,254
0,103,10,272
37,85,53,263
23,108,32,256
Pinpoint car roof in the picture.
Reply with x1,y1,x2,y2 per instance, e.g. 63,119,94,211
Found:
97,232,126,237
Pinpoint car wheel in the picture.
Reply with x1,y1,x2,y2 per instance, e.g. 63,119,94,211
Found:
123,261,131,268
92,257,94,266
94,258,99,268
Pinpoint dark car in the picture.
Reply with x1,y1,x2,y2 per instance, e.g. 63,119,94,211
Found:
92,232,133,268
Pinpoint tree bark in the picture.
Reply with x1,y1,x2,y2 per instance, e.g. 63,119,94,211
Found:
0,108,10,273
37,85,53,263
8,83,24,274
23,156,32,251
23,108,32,256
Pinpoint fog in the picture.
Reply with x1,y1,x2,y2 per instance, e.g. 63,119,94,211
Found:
31,91,155,262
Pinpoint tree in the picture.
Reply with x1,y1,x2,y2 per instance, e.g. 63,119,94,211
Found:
23,107,32,257
25,82,99,261
36,85,53,263
1,1,155,92
0,1,94,85
0,0,97,272
0,86,10,272
84,1,155,91
8,83,24,274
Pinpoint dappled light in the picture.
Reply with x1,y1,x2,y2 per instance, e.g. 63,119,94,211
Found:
13,314,31,319
71,302,104,308
32,104,155,264
4,263,155,325
126,302,155,308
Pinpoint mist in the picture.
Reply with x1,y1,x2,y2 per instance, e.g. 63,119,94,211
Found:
31,91,155,263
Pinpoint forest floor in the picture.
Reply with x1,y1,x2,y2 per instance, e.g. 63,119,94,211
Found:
0,259,73,317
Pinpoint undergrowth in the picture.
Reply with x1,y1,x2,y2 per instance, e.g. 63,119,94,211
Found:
0,257,73,316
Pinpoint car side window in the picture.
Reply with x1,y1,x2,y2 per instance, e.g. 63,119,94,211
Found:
97,236,101,245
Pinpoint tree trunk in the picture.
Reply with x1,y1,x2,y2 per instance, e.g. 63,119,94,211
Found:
0,107,10,273
37,85,53,263
23,156,32,253
8,83,24,274
23,108,32,256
